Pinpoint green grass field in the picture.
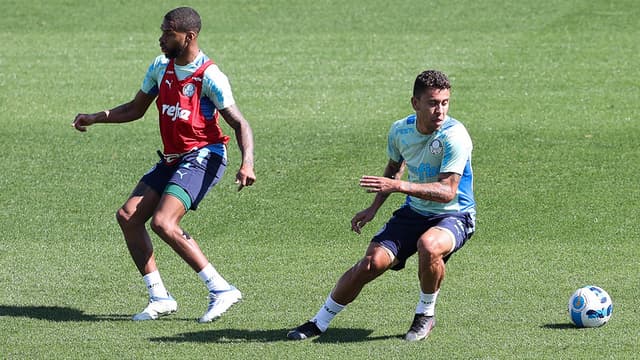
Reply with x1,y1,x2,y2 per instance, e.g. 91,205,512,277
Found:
1,0,639,358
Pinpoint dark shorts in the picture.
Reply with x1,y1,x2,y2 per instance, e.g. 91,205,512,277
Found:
140,148,227,210
372,206,475,270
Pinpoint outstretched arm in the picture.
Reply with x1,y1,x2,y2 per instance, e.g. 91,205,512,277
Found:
72,90,156,131
219,104,256,191
363,159,405,212
359,170,460,203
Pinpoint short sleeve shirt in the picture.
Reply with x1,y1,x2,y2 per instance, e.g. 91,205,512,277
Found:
387,114,475,216
141,51,235,117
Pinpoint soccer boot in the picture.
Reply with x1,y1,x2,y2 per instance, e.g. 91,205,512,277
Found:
287,321,323,340
132,294,178,321
404,314,436,341
198,286,242,323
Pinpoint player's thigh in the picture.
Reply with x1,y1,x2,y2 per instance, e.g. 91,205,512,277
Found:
118,182,161,225
416,227,456,258
361,242,395,273
152,193,187,227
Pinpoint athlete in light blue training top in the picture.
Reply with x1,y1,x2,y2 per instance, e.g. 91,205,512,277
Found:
288,70,476,342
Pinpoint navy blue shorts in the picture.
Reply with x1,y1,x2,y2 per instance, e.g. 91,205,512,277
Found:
140,148,227,210
372,206,475,270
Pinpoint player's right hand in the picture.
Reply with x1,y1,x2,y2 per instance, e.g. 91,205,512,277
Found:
71,113,96,132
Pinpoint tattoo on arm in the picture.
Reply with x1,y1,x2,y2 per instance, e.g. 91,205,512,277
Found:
403,173,459,203
221,106,255,167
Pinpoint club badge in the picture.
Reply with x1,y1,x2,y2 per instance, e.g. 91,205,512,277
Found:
429,139,443,155
182,83,196,97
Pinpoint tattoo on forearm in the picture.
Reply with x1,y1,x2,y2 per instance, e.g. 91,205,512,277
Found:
405,182,448,202
425,189,438,201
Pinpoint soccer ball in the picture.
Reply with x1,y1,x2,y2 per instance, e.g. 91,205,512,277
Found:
568,286,613,328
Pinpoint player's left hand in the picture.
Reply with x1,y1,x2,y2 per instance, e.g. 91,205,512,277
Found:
359,175,397,194
235,166,256,191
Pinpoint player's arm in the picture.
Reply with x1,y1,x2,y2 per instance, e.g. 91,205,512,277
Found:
219,104,256,190
351,159,404,234
366,159,405,211
398,172,460,203
360,171,460,203
72,90,155,132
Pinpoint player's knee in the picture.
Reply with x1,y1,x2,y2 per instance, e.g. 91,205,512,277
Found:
116,207,134,228
149,216,169,237
355,255,387,279
149,214,179,240
417,236,447,261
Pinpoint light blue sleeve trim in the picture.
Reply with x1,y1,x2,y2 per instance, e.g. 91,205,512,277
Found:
387,121,402,162
141,55,169,95
203,65,236,110
440,124,472,175
202,143,227,161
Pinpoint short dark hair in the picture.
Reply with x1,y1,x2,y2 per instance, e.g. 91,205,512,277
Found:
164,7,202,33
413,70,451,98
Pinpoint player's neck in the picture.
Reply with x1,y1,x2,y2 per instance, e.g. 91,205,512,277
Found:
416,118,437,135
175,46,200,66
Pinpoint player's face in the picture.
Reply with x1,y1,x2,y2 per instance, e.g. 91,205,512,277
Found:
159,20,188,59
411,88,450,134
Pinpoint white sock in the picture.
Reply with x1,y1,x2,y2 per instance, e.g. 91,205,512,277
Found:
198,263,231,292
311,295,345,332
415,290,439,316
143,271,169,299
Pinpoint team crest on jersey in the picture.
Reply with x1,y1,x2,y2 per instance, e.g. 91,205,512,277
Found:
182,83,196,97
429,139,443,155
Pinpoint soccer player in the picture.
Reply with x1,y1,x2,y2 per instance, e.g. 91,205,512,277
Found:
72,7,255,323
287,70,476,341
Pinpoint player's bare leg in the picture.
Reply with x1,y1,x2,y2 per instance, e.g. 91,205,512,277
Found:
417,228,452,294
150,193,241,323
116,182,161,275
406,228,453,341
150,194,208,271
116,182,176,320
331,243,393,305
288,243,393,340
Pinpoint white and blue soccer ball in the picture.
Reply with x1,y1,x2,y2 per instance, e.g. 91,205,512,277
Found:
568,285,613,328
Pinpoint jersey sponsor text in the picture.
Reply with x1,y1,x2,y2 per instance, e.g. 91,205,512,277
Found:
161,102,191,121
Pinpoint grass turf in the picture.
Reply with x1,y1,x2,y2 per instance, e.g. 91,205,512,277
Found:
1,0,638,358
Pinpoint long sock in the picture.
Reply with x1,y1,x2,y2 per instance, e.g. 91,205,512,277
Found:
143,271,170,299
415,289,439,316
198,263,231,292
311,295,345,332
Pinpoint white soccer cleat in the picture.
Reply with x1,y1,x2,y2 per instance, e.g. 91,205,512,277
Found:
198,286,242,323
132,294,178,321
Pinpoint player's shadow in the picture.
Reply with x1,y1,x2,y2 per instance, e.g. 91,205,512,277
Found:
541,323,578,330
150,328,400,344
0,305,129,322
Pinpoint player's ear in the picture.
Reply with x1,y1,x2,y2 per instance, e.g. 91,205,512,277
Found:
411,96,419,111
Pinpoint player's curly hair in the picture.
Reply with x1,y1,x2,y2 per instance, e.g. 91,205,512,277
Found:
164,7,202,33
413,70,450,97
